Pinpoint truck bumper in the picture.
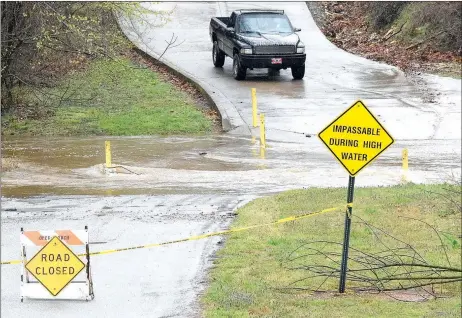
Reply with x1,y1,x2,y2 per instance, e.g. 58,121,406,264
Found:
240,54,306,69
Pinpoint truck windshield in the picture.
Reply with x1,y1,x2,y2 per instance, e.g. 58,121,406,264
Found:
238,13,293,35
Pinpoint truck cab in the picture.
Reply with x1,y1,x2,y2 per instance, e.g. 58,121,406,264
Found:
209,10,306,80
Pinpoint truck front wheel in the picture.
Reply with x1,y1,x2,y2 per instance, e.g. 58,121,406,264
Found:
212,41,225,67
291,65,305,80
233,54,246,80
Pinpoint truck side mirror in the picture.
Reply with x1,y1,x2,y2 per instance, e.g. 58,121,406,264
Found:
294,27,301,32
226,27,235,33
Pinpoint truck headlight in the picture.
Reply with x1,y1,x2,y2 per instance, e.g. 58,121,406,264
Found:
296,46,305,54
240,48,252,54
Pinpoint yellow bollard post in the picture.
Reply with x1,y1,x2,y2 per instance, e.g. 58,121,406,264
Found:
251,88,258,127
401,148,408,183
259,113,266,149
402,148,408,170
260,145,266,159
105,141,112,168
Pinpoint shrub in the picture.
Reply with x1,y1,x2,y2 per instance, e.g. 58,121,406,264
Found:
364,2,408,29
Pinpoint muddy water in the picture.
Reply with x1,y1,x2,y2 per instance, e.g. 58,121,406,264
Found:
2,134,460,198
2,135,251,170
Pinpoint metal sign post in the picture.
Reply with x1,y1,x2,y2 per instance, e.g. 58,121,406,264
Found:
339,175,355,293
318,100,394,293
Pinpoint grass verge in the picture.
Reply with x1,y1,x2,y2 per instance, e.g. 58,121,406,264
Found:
202,183,461,318
2,57,216,136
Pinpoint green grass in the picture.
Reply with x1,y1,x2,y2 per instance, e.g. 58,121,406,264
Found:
2,58,214,136
202,183,461,317
392,3,436,45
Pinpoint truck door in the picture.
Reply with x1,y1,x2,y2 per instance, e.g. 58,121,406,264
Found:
222,12,237,56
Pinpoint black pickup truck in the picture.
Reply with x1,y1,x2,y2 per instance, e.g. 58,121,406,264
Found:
209,9,306,80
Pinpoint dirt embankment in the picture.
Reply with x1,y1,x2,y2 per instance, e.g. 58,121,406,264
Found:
307,2,461,78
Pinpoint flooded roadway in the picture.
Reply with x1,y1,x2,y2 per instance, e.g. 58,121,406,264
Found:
1,2,461,318
1,135,461,197
3,135,459,318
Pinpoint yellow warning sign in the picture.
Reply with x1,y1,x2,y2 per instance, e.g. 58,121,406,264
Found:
318,100,394,176
25,236,85,296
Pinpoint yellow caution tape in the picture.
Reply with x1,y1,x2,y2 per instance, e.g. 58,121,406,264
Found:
1,206,340,265
346,203,354,218
1,259,21,265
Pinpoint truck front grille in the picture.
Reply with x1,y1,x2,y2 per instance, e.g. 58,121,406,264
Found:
254,45,295,55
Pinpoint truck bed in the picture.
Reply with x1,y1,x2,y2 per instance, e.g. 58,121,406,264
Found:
211,17,230,27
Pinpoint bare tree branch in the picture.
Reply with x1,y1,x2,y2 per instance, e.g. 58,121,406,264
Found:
158,32,185,60
282,217,461,300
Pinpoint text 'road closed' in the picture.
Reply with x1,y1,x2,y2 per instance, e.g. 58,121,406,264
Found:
35,254,76,275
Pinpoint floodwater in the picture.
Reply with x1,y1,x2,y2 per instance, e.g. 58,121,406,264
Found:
2,134,460,198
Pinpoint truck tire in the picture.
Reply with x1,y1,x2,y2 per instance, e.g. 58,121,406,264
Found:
291,65,305,80
233,54,246,80
212,41,225,67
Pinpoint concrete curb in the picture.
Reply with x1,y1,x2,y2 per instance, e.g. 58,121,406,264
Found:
132,47,250,135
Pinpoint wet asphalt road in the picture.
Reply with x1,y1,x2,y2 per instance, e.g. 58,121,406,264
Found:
122,2,461,142
1,2,461,318
1,195,254,318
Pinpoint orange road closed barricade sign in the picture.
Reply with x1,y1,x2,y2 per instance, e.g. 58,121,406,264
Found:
25,237,85,296
318,100,394,176
20,228,94,301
